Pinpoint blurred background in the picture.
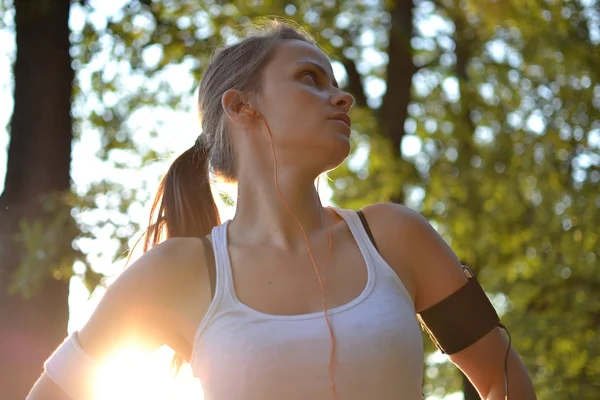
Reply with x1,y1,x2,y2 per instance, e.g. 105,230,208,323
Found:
0,0,599,399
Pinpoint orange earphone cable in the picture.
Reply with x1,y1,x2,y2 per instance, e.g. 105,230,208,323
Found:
255,112,337,400
319,175,336,394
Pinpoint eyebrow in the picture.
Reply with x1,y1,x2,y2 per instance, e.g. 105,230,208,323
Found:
296,61,339,88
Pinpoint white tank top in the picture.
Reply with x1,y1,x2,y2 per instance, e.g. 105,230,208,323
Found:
190,207,424,400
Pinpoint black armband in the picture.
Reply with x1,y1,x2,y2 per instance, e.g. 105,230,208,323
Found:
418,266,500,355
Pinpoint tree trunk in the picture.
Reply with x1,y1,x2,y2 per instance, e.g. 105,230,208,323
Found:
381,0,415,204
0,1,73,398
452,9,482,400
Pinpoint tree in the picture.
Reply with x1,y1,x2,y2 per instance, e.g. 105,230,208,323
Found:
0,1,75,398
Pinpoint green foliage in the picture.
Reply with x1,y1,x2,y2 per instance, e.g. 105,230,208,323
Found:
9,190,100,299
0,4,8,29
330,0,600,397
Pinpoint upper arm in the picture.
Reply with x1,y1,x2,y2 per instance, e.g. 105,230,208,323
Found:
367,203,516,396
76,239,185,361
29,238,208,399
363,202,467,312
77,236,212,361
27,241,176,399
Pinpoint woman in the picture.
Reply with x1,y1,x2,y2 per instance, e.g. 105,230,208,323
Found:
28,20,536,399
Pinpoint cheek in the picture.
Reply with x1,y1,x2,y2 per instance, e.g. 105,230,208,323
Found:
272,91,321,130
261,82,325,136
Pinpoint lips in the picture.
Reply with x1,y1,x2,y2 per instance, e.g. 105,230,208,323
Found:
329,113,351,128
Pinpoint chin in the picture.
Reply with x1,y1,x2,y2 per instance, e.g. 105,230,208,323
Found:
323,138,351,171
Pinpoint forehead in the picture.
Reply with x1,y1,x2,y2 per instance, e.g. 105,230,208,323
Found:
265,39,333,75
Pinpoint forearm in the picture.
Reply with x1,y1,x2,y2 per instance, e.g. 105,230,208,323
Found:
484,350,536,400
28,332,101,400
27,373,73,400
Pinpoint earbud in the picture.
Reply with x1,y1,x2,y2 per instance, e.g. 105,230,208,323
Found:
242,107,260,117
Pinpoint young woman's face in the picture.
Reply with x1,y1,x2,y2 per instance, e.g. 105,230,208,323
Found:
252,39,355,172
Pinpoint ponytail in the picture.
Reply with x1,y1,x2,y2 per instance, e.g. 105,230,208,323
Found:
126,139,220,376
146,141,220,246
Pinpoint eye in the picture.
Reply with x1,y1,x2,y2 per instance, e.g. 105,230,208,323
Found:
302,70,319,85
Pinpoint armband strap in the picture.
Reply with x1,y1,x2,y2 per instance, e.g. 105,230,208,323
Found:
418,266,500,355
43,331,100,400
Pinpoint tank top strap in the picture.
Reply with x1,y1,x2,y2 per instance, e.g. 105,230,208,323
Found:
331,207,379,260
210,219,238,305
332,206,415,307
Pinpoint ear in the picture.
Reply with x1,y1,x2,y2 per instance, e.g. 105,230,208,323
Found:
222,89,255,124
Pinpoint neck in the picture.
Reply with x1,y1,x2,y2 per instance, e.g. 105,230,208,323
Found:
229,170,333,252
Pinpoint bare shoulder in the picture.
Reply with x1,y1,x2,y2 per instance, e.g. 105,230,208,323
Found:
357,203,421,302
359,202,426,238
77,236,210,362
359,202,466,312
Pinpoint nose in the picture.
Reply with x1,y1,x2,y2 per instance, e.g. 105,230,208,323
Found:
331,90,354,113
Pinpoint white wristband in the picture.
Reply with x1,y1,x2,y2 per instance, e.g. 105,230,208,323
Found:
43,331,100,400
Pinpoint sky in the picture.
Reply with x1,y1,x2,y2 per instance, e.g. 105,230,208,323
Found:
0,2,464,398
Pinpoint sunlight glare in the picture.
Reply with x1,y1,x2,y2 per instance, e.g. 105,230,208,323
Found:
95,345,203,400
